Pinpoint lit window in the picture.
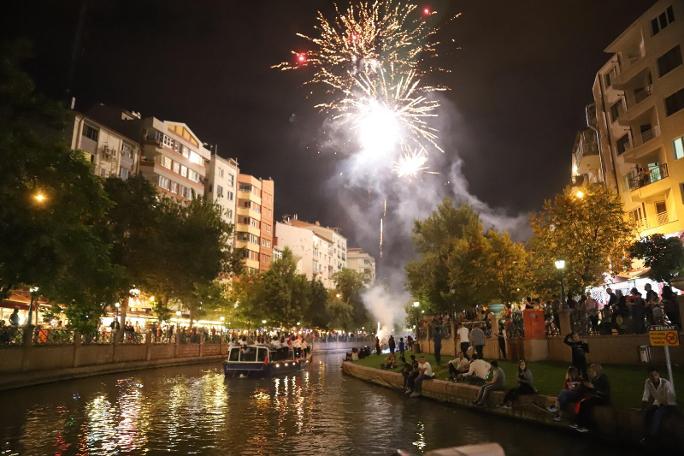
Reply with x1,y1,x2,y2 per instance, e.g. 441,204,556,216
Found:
189,151,203,165
675,136,684,159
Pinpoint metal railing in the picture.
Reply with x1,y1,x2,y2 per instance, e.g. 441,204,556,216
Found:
625,163,668,190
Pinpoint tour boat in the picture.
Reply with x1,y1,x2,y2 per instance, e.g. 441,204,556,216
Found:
223,344,311,377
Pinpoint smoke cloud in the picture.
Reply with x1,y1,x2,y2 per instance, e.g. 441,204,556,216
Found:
321,96,529,332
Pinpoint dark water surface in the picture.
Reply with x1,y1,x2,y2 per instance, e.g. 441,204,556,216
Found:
1,353,642,455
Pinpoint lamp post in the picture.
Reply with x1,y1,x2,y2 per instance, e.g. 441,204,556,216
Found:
554,260,566,303
26,286,39,327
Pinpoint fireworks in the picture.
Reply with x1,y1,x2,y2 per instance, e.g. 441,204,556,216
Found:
393,147,430,178
275,0,459,178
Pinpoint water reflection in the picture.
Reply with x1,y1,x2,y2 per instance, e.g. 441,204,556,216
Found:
0,355,644,456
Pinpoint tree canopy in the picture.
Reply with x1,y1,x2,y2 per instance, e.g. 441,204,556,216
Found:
630,234,684,285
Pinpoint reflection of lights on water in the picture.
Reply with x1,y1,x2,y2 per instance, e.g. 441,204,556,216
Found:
412,421,426,451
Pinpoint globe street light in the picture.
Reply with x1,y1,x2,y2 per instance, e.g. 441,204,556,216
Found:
26,286,40,327
412,301,420,308
554,260,566,270
574,190,585,199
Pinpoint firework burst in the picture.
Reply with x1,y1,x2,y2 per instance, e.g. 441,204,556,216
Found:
275,0,460,178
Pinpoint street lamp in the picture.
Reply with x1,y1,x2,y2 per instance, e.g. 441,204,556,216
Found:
555,259,566,302
26,286,39,327
261,319,267,325
574,190,585,199
412,301,420,308
32,191,47,205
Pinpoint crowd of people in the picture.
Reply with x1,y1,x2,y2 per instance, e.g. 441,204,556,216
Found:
369,328,679,443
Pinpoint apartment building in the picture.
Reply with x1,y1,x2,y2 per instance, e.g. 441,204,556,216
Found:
593,0,684,237
347,248,376,284
235,174,275,272
205,155,239,230
287,217,348,278
138,118,210,202
275,221,337,288
571,128,602,186
70,109,140,180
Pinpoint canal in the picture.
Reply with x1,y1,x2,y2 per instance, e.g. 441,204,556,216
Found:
0,352,642,455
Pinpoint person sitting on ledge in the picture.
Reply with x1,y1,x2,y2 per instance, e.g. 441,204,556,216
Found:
447,352,471,381
548,366,583,422
409,356,434,398
457,354,490,386
500,359,536,409
402,354,419,393
571,363,610,433
473,360,506,407
381,352,396,369
641,366,678,444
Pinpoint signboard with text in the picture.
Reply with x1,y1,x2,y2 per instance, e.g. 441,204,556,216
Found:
649,325,680,347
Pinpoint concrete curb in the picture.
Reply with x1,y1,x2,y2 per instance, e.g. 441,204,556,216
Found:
341,361,684,450
0,355,224,391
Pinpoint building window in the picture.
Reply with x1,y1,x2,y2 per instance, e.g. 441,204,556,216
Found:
161,156,173,169
616,134,631,154
162,134,175,149
188,169,200,183
227,191,234,201
226,209,233,220
179,165,188,178
216,185,224,198
675,136,684,159
189,150,203,165
657,46,682,77
609,101,622,122
119,167,129,180
652,6,675,35
665,88,684,116
228,174,235,187
82,124,99,141
239,183,252,192
218,167,224,178
158,175,171,190
172,162,181,174
121,142,133,158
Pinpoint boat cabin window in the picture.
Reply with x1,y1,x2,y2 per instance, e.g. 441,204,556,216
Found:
240,347,257,362
228,348,240,361
257,348,268,362
271,348,294,361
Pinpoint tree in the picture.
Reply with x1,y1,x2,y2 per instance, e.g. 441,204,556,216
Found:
486,229,529,304
0,45,120,332
102,175,162,332
406,200,497,316
332,268,368,328
630,234,684,284
529,185,634,293
307,278,330,328
326,291,355,331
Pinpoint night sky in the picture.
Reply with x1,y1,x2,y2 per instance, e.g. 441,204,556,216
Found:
4,0,655,256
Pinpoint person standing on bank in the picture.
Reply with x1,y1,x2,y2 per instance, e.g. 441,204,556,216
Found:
457,323,470,359
470,324,485,359
375,336,381,356
433,323,442,365
564,332,589,379
388,335,396,354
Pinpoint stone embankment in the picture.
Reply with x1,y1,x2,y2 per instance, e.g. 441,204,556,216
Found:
342,361,684,450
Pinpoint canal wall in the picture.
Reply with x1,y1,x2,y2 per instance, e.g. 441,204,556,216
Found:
0,338,228,391
341,361,684,450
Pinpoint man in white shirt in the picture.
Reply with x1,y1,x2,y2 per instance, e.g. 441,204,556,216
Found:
448,353,471,381
642,367,677,440
458,356,491,386
457,324,470,358
410,356,434,397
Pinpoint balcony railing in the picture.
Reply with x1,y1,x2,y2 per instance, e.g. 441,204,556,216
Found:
625,163,668,190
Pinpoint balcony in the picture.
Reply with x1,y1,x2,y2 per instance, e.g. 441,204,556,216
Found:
613,46,648,89
622,126,661,161
617,95,655,126
625,163,668,191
